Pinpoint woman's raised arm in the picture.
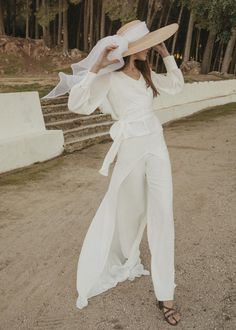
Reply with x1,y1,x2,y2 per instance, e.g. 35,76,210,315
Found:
68,44,119,115
151,55,184,95
68,71,111,115
151,42,184,95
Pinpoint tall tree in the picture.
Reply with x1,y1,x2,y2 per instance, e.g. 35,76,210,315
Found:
57,0,62,45
221,26,236,73
193,0,236,73
171,1,184,55
62,0,68,54
146,0,162,29
104,0,138,24
35,0,39,39
36,0,58,46
0,0,5,35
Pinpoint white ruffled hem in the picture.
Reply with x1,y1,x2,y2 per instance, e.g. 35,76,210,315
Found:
76,262,150,309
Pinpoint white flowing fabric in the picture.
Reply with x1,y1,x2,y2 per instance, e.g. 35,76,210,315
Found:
68,55,185,309
41,21,150,99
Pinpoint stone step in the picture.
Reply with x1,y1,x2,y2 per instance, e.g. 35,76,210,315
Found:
45,113,112,131
64,121,114,140
64,131,112,153
41,97,113,154
40,95,68,106
43,111,79,123
42,103,69,114
42,103,101,116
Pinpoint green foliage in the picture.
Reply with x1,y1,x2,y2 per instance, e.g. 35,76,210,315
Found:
16,0,32,20
104,0,139,23
35,0,59,28
192,0,236,41
69,0,83,4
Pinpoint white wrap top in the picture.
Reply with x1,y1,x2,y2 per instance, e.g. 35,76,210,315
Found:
68,55,184,176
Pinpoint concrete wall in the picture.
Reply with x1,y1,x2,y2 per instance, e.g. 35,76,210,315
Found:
0,79,235,174
153,79,236,124
0,91,64,174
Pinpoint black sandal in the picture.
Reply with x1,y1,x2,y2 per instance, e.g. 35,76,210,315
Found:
157,300,181,326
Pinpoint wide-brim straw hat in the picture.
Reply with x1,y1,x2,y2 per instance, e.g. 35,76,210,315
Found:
116,20,179,57
42,19,179,99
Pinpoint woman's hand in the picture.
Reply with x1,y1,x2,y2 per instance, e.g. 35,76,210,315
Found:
90,44,120,73
153,41,170,58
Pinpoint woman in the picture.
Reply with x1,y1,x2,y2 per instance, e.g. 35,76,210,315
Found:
46,20,184,326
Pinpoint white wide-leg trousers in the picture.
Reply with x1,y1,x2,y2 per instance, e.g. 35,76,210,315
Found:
116,150,176,301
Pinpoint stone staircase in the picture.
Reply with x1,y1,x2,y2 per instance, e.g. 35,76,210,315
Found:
40,95,114,153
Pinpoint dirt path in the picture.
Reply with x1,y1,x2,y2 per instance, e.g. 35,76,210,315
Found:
0,103,235,330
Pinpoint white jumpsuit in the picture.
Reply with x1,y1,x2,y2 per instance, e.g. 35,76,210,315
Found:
68,55,185,309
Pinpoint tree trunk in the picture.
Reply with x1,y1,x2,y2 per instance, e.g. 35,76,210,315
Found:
57,0,62,45
201,31,216,74
25,0,29,38
108,19,112,35
171,2,184,55
212,40,223,71
137,0,147,21
83,0,89,51
77,2,83,49
53,16,57,46
88,0,94,50
42,0,51,47
229,42,236,74
164,0,173,26
195,28,201,61
12,0,16,36
218,41,225,71
0,0,5,35
35,0,39,39
150,48,155,67
100,0,105,38
183,9,195,62
62,0,69,55
154,6,165,71
94,1,100,42
6,0,11,35
146,0,155,28
221,26,236,73
147,0,163,29
163,0,174,53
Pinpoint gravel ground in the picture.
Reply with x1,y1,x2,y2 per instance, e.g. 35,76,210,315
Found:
0,103,235,330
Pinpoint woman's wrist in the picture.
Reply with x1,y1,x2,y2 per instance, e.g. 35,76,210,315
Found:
158,49,170,58
90,63,101,74
153,44,170,58
161,51,170,58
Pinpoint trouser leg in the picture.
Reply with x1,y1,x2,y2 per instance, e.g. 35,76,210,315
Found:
116,156,147,259
145,152,176,301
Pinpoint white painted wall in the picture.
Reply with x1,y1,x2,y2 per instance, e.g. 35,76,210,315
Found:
153,78,236,124
0,91,64,174
0,79,235,174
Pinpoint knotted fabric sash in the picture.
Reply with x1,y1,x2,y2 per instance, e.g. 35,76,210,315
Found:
98,110,159,176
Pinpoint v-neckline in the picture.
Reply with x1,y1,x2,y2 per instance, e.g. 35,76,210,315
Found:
120,71,142,82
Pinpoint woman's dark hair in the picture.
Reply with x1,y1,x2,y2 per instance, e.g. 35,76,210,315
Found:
115,55,160,98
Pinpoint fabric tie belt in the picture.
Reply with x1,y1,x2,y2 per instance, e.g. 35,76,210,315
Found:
98,110,160,176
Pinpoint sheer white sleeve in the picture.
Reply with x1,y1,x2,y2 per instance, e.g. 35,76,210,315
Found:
151,55,184,95
68,71,111,115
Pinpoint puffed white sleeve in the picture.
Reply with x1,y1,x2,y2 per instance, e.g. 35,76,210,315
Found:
151,55,184,95
68,70,111,115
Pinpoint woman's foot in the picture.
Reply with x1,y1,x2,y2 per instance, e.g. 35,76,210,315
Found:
157,300,181,326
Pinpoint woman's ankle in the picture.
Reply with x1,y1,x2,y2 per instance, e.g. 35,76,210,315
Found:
162,300,174,307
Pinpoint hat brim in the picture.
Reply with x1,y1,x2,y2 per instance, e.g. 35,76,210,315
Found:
122,23,179,57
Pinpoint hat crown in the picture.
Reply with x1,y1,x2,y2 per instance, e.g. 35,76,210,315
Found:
116,20,150,43
116,20,143,35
